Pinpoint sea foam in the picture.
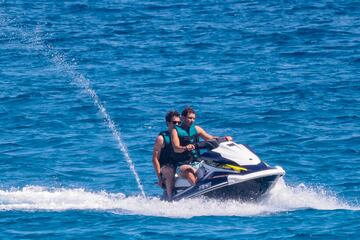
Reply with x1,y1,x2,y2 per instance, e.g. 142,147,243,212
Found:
0,180,358,218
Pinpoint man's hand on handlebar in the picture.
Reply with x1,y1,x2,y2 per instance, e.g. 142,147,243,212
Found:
193,137,233,150
185,144,195,151
224,136,232,141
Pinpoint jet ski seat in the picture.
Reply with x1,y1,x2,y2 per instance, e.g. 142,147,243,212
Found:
174,174,192,188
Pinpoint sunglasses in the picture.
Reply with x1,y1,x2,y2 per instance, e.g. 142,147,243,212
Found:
172,121,181,125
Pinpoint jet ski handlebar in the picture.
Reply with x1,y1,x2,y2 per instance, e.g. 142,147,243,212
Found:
194,137,228,150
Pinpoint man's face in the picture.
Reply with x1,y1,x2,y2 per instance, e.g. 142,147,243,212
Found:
182,113,196,127
167,116,181,130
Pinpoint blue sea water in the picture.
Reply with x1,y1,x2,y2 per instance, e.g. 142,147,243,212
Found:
0,0,359,239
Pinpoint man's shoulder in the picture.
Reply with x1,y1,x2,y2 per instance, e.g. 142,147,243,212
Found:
195,125,203,131
159,130,170,136
159,130,172,145
155,134,164,144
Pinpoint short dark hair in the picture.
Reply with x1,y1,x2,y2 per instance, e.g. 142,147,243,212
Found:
165,111,180,122
181,107,196,117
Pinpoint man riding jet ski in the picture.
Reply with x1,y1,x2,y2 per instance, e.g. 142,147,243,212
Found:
167,138,285,201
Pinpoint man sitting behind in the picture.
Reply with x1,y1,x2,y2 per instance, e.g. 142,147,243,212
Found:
171,107,232,185
152,111,181,201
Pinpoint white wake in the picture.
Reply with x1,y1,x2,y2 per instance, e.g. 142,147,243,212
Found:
0,180,358,218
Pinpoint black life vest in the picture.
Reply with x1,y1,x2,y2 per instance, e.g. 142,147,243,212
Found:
158,131,175,167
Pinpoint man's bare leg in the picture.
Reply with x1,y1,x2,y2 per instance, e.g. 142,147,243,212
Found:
161,166,175,200
180,165,197,185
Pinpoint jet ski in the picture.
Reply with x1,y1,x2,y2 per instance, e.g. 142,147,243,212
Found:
169,138,285,201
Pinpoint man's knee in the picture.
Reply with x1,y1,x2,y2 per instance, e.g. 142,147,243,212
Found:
161,166,174,178
182,168,196,175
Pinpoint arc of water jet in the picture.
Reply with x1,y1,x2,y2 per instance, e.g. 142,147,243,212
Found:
75,76,146,197
0,14,146,196
50,57,146,198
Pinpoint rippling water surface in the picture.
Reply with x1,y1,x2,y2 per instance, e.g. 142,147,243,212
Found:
0,0,359,239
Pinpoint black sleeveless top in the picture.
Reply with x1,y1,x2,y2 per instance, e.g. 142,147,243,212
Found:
159,131,176,167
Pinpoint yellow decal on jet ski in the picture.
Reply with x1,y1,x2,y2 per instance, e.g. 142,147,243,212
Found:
223,164,247,172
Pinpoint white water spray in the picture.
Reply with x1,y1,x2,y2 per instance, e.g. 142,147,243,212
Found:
0,182,358,218
49,54,146,197
0,15,145,196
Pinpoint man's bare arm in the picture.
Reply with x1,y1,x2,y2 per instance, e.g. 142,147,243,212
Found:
152,135,164,180
196,126,233,141
195,126,216,141
171,128,194,153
